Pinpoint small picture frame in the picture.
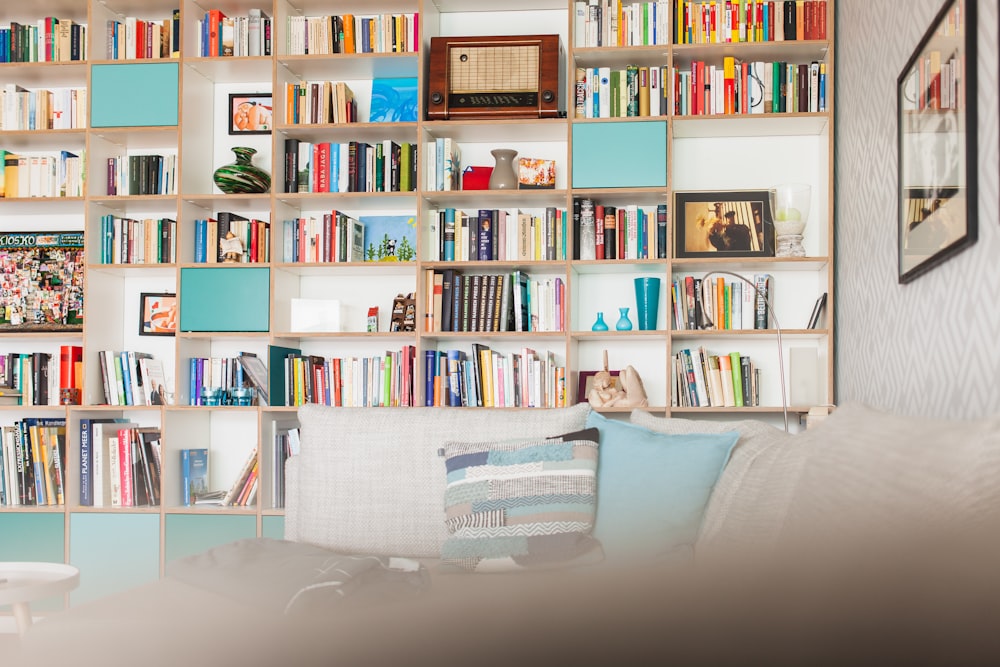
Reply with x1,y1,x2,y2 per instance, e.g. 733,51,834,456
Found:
228,93,273,135
139,293,177,336
674,190,776,258
576,370,619,404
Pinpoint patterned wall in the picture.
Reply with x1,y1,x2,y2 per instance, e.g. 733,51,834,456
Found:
836,0,1000,419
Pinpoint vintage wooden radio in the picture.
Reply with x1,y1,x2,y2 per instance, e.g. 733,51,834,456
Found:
426,34,563,120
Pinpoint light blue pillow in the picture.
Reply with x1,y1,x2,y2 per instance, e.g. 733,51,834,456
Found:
586,411,739,562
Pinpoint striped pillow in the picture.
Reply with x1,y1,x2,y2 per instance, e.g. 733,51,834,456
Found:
439,427,602,572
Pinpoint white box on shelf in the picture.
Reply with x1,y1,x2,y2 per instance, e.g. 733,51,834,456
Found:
290,298,342,332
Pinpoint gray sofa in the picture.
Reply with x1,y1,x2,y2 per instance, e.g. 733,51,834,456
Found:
12,401,1000,665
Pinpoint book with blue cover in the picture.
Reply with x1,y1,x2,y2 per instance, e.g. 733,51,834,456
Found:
181,447,209,506
369,77,418,122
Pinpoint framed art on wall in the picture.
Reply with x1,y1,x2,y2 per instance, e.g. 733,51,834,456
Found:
897,0,977,283
139,292,177,336
228,93,273,134
674,190,776,259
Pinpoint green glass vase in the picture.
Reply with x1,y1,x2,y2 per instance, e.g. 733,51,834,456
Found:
213,146,271,194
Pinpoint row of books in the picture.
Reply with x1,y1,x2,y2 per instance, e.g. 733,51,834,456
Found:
576,200,668,260
188,356,253,406
426,270,566,334
0,418,66,507
269,423,300,509
181,446,260,507
193,214,271,264
281,214,365,263
106,154,177,196
196,8,272,58
425,346,567,409
671,274,772,331
98,351,169,407
674,0,828,44
427,137,461,192
574,0,673,48
674,59,826,117
0,18,87,63
284,81,357,125
99,215,178,265
0,149,85,198
105,14,180,60
672,347,761,408
432,207,569,263
278,348,417,408
87,422,162,508
285,13,418,55
0,347,81,407
283,138,418,194
2,85,88,131
575,66,669,119
904,51,964,113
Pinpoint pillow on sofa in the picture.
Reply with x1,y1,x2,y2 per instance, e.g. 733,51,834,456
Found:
439,427,603,572
586,412,739,563
628,410,794,552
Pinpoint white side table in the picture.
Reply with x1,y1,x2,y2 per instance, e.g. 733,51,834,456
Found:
0,562,80,636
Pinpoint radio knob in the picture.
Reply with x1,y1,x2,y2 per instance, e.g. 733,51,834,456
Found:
431,92,444,105
542,90,555,103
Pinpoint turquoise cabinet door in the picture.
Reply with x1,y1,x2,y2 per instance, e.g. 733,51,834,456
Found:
91,63,179,127
0,513,65,562
262,515,285,540
70,513,160,605
572,121,668,188
165,514,257,564
179,267,270,332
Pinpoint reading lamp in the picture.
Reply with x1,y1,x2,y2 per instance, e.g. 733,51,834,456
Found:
699,270,788,433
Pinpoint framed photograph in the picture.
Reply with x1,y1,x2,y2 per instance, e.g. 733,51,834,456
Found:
897,0,977,283
139,293,177,336
228,93,273,135
576,370,619,404
674,190,776,258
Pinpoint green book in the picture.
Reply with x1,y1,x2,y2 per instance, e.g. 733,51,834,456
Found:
268,344,301,407
729,352,744,407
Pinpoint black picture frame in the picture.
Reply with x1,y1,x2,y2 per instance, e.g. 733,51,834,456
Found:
138,292,177,336
228,92,273,135
673,190,776,258
897,0,977,283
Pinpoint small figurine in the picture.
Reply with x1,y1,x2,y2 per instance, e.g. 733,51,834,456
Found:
220,231,244,263
587,350,649,409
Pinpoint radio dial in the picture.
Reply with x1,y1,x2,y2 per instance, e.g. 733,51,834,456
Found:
431,92,444,105
542,90,555,103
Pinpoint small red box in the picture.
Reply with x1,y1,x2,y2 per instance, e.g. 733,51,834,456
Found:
462,166,493,190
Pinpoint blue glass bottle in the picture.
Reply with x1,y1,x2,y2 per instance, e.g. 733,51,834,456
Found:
591,312,609,331
615,307,633,331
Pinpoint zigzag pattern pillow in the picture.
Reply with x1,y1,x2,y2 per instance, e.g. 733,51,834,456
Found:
439,427,602,572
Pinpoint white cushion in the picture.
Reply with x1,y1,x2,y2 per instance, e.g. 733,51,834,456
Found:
287,404,592,558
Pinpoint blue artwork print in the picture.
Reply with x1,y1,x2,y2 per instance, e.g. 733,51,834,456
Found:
361,215,417,262
369,77,418,122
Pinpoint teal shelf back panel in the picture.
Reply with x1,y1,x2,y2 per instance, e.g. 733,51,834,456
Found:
0,512,65,562
69,513,160,605
179,267,270,332
262,515,285,540
164,514,257,564
91,63,179,127
571,121,667,188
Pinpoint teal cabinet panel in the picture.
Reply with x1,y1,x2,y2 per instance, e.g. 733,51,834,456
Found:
165,514,257,564
91,63,179,127
179,267,270,332
262,515,285,540
69,513,160,605
572,121,667,188
0,512,65,562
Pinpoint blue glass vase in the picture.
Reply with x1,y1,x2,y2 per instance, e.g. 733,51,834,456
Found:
615,307,633,331
591,312,609,331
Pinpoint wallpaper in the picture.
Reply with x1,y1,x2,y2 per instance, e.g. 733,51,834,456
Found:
836,0,1000,419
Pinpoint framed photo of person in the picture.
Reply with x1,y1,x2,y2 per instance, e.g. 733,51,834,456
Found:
674,190,776,259
228,93,273,135
896,0,977,283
